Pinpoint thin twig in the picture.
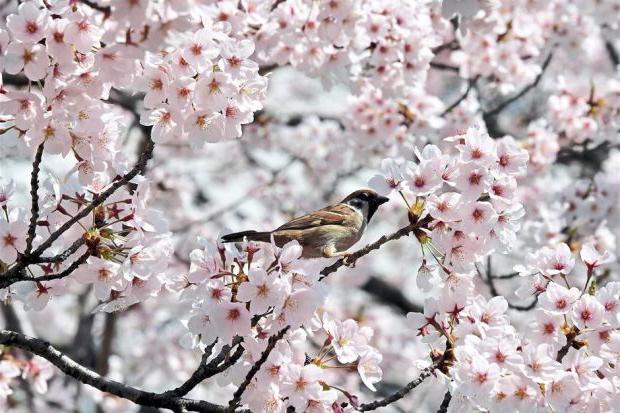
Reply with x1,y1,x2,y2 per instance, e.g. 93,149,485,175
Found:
358,362,438,411
35,238,87,263
163,337,244,398
1,136,154,284
430,62,459,73
484,52,553,118
605,41,619,67
482,258,538,311
228,327,290,410
361,276,423,314
0,249,91,289
437,390,452,413
319,221,425,281
442,77,478,116
25,143,45,255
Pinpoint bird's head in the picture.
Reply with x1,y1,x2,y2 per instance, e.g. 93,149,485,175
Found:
341,189,389,222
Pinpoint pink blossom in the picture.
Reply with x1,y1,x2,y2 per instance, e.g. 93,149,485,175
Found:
22,357,54,394
368,158,404,196
64,11,103,53
580,242,613,272
538,243,575,276
4,41,49,81
212,302,251,345
539,282,580,315
281,364,323,411
0,208,28,263
237,268,286,315
6,2,50,43
570,294,604,330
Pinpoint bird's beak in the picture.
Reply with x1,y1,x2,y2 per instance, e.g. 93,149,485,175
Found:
376,195,390,205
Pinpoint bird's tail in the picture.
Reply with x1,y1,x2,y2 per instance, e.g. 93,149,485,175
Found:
220,230,272,243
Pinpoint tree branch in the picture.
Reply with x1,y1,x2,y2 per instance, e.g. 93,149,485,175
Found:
35,238,87,264
0,250,91,289
1,136,154,285
442,77,478,116
361,276,423,314
481,52,553,138
605,41,619,67
484,52,553,118
163,338,244,398
319,222,424,281
358,362,438,411
24,143,45,255
228,327,290,410
437,390,452,413
0,329,232,413
481,259,538,311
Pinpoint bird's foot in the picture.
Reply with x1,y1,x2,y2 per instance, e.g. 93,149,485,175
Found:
342,252,357,268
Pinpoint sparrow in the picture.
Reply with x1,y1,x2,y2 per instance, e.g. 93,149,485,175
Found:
221,189,390,259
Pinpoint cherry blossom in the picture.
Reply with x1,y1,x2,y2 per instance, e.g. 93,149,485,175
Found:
0,1,619,412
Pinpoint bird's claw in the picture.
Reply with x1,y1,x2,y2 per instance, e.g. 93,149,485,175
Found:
342,253,357,268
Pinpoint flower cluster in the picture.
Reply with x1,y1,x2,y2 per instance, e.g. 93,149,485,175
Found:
176,238,382,411
548,77,620,146
370,126,528,284
253,0,439,92
0,353,53,408
0,173,172,312
138,22,267,146
424,240,619,412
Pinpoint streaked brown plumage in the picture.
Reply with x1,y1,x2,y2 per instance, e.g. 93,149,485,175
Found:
221,189,389,258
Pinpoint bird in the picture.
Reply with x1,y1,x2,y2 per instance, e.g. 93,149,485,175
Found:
221,189,390,259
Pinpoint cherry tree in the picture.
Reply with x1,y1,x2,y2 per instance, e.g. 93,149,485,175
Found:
0,0,619,412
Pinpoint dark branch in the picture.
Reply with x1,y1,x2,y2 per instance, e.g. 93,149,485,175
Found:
0,329,231,413
361,276,423,314
36,238,87,264
482,258,538,311
358,362,438,411
0,250,91,290
605,41,619,67
442,77,478,116
25,143,45,255
1,136,154,284
484,52,553,118
163,337,244,398
78,0,112,18
437,390,452,413
228,327,290,410
319,222,422,281
430,62,459,73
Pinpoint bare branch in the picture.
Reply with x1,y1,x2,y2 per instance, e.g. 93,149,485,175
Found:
361,276,423,314
24,143,45,255
36,238,87,264
358,362,438,411
481,258,538,311
163,337,244,398
442,77,478,116
605,41,619,67
319,220,428,281
228,327,290,410
437,390,452,413
430,62,459,73
1,136,154,284
0,250,91,289
0,329,232,413
484,52,553,118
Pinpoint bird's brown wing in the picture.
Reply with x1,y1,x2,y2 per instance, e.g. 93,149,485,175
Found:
276,204,354,231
